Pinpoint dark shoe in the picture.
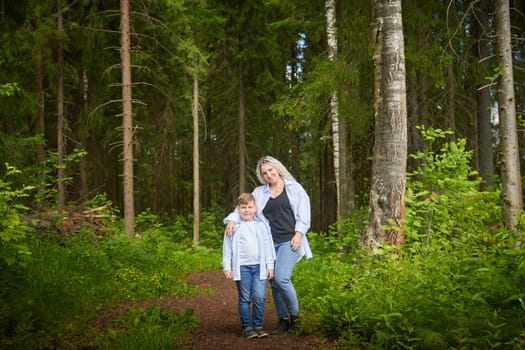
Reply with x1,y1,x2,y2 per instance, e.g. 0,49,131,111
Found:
254,326,268,338
242,326,258,339
270,318,289,335
288,314,301,334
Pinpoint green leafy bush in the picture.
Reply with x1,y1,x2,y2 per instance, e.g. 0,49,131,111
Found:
200,203,230,249
296,129,525,349
0,164,33,266
405,126,502,246
0,211,220,349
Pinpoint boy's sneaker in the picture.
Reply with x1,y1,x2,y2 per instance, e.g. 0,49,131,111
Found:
242,326,258,339
254,326,268,338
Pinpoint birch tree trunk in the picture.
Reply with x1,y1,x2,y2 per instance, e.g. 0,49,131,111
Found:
326,0,351,219
495,0,522,247
326,0,340,213
57,0,65,210
362,0,407,249
120,0,135,237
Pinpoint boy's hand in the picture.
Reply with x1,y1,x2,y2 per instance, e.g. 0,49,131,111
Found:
225,221,235,236
224,270,233,279
267,269,274,280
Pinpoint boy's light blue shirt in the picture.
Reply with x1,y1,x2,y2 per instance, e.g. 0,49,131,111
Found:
224,179,313,261
222,217,276,281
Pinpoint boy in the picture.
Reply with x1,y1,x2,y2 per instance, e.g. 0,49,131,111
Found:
222,193,276,339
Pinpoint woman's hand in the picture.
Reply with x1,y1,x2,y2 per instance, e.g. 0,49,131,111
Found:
267,268,274,280
224,270,233,279
291,231,302,251
225,221,235,236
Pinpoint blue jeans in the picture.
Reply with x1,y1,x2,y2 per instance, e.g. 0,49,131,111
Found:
236,264,267,327
271,241,301,319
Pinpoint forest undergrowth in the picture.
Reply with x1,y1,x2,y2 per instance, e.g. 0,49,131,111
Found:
0,129,524,349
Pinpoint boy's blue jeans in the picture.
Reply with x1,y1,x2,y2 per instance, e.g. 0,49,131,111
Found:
271,241,301,319
236,264,267,328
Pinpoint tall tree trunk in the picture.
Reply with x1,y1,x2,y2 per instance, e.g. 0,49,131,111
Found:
407,71,420,170
417,71,428,128
326,0,351,220
495,0,522,247
79,68,89,201
339,121,351,216
120,0,135,236
326,0,341,215
193,71,200,245
363,0,407,249
474,0,494,189
445,50,456,140
151,102,172,212
57,0,66,210
336,0,353,218
35,45,46,199
319,143,337,230
238,58,246,194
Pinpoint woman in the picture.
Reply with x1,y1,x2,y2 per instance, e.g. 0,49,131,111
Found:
225,155,312,335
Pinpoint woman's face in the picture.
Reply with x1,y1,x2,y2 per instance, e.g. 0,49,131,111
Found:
260,163,280,185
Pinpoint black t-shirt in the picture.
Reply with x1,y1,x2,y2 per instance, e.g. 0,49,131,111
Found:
263,190,296,243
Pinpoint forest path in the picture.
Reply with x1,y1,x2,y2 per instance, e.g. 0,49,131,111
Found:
172,270,334,350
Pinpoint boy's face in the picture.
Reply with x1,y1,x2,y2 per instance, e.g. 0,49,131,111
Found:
238,200,256,221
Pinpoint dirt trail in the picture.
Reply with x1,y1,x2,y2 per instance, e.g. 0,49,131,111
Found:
173,270,334,350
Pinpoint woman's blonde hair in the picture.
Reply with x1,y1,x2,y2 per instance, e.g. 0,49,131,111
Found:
256,156,296,184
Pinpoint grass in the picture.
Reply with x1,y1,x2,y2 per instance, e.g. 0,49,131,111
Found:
0,225,221,349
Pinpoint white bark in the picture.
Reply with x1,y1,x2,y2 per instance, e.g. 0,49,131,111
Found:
326,0,341,216
363,0,407,249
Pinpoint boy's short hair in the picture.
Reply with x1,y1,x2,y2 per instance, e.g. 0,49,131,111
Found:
237,192,255,206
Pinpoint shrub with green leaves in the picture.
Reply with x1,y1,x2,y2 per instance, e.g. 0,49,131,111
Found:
0,164,33,266
0,211,220,349
405,126,502,246
0,166,34,348
296,129,525,349
302,230,525,349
